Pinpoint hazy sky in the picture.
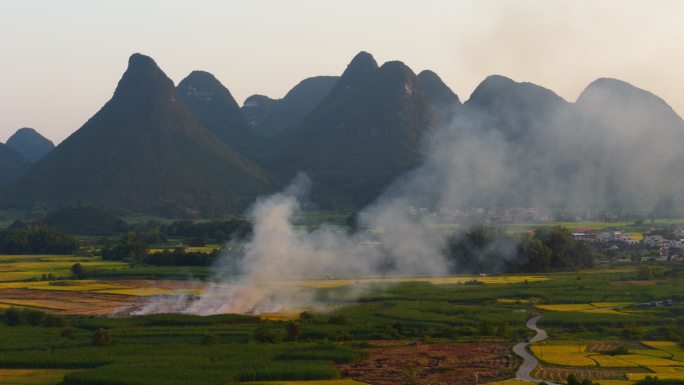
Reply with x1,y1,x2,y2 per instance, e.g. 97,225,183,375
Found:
1,0,683,144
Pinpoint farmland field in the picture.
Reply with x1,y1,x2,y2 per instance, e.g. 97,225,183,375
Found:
1,254,684,384
0,369,74,385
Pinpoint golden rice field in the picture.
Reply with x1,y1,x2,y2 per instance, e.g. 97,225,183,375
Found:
642,341,684,361
0,369,74,385
591,302,633,308
644,367,684,373
0,255,127,282
591,355,639,368
628,372,684,381
585,309,626,315
630,349,673,359
616,354,684,367
531,344,587,354
536,304,596,312
496,298,540,304
289,275,548,288
0,280,128,291
535,302,632,315
531,341,684,369
536,353,598,367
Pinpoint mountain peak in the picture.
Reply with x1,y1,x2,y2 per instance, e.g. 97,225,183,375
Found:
112,53,175,103
577,77,678,115
6,127,55,162
343,51,378,79
577,77,683,128
177,70,248,149
326,51,379,98
182,70,221,87
128,52,156,66
418,70,460,105
178,70,239,106
1,54,268,217
468,75,566,107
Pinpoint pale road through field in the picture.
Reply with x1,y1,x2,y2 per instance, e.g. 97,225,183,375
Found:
512,315,560,385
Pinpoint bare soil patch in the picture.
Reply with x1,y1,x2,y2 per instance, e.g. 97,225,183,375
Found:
0,288,144,315
338,341,518,385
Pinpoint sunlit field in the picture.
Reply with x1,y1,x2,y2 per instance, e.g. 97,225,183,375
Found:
0,255,128,282
0,369,74,385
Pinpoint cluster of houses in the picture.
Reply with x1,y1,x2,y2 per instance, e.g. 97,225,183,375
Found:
406,206,552,223
571,229,640,244
571,228,684,260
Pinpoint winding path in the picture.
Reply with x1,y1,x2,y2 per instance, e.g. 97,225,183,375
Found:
511,315,559,384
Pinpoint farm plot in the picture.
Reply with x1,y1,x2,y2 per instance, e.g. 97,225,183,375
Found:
532,366,637,384
628,372,684,381
0,288,144,315
535,302,630,315
536,304,596,312
530,340,684,370
0,255,127,282
292,275,548,289
530,343,596,366
591,356,639,368
0,369,74,385
615,355,684,367
338,341,519,385
642,341,684,361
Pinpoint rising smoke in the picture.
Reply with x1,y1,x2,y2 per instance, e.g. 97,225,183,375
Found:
136,76,684,316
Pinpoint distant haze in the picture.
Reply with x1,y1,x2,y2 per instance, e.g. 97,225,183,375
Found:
1,0,683,143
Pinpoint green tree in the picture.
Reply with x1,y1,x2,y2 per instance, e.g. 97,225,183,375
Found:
201,334,218,345
286,322,303,342
497,320,509,337
23,309,46,326
92,329,113,347
254,327,278,343
478,319,494,335
518,234,551,272
4,307,22,326
71,263,86,279
543,226,575,268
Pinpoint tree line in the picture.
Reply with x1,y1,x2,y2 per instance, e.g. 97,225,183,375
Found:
446,225,594,274
0,222,78,254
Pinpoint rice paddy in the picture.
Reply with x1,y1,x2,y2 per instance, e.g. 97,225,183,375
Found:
591,355,639,368
289,275,548,288
536,304,597,311
642,341,684,361
531,340,684,370
0,255,128,282
628,372,684,381
537,353,598,366
535,301,633,315
0,369,74,385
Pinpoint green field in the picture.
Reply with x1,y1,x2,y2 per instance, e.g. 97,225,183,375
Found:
1,252,684,384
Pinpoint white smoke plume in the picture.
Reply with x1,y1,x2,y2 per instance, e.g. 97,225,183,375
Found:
135,173,450,315
136,76,684,316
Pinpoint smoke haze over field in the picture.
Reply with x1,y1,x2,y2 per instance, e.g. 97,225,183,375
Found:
135,74,684,316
